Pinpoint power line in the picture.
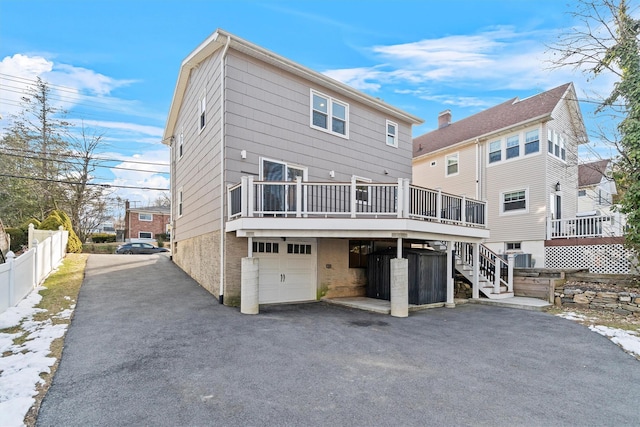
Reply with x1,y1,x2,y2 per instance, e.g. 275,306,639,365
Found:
3,146,169,166
0,150,169,174
0,173,169,191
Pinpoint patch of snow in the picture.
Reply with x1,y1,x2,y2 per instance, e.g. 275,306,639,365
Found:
556,311,589,321
0,286,71,427
590,325,640,358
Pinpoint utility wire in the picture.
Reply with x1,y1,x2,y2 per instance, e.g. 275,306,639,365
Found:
3,146,169,166
0,173,169,191
0,150,169,174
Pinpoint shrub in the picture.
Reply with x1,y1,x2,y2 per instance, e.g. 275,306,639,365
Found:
90,233,116,243
6,227,27,252
39,210,83,253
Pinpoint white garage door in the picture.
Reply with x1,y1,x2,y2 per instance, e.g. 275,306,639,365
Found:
253,239,317,304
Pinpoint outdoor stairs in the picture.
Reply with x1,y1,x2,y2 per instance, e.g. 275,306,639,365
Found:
454,243,514,300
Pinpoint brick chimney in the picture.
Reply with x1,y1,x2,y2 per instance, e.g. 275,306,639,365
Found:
438,110,452,129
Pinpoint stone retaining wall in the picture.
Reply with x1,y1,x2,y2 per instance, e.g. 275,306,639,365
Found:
555,287,640,316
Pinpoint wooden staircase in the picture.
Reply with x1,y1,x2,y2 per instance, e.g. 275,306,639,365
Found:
454,242,514,299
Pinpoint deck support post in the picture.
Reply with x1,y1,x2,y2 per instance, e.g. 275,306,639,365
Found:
446,241,455,308
390,257,408,318
472,242,480,299
241,257,259,315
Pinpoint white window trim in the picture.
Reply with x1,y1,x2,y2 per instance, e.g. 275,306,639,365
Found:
488,140,502,164
309,89,349,139
547,129,568,164
386,120,398,148
445,152,459,177
524,129,540,156
199,90,206,133
353,175,372,205
500,188,529,216
138,231,153,239
178,187,183,218
138,213,153,221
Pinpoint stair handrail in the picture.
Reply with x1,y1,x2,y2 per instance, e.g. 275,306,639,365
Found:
454,242,513,294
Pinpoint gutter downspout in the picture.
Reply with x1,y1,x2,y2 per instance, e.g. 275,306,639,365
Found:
219,34,231,304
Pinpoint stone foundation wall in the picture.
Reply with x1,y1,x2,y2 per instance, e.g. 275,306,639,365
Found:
555,287,640,316
173,231,220,298
224,233,247,307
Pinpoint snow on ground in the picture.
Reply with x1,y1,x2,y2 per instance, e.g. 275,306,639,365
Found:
557,311,640,359
0,287,73,427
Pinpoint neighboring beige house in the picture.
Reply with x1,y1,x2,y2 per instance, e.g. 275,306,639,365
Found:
413,83,587,268
162,29,490,314
577,159,617,214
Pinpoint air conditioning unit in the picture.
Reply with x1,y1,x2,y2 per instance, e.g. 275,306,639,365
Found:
500,253,533,268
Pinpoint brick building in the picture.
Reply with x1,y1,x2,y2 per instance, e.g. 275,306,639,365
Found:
124,202,170,241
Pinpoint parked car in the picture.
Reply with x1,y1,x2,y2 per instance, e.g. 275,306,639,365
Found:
115,242,169,255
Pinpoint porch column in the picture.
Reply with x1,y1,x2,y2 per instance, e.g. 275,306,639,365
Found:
446,241,455,308
390,257,408,317
241,257,259,315
472,242,480,299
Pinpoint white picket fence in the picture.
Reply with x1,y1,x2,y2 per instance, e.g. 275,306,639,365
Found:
0,225,69,314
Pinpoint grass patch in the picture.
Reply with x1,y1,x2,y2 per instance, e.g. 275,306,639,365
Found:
82,242,120,254
22,253,88,427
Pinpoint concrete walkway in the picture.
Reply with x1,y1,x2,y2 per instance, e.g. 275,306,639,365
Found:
37,254,640,426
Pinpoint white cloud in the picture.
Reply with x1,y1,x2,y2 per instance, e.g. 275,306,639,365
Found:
70,119,164,138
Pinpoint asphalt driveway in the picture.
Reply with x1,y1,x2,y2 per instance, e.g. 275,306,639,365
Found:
37,254,640,426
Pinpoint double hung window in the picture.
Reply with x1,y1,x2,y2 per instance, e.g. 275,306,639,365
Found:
503,190,527,213
386,120,398,147
446,153,459,176
489,141,501,163
311,90,348,137
506,136,519,159
524,130,539,155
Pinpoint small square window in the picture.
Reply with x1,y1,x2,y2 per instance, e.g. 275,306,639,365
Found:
506,242,522,251
503,190,527,212
578,189,586,197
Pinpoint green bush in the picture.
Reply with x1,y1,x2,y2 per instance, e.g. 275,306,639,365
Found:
39,210,83,253
90,233,116,243
6,227,27,252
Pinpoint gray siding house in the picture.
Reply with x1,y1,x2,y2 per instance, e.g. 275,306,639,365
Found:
163,29,489,315
413,83,587,269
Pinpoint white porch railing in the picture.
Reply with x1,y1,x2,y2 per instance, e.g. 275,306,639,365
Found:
547,213,626,239
228,177,487,228
455,242,514,295
0,225,68,314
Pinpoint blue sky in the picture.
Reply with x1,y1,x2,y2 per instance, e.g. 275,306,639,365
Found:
0,0,625,206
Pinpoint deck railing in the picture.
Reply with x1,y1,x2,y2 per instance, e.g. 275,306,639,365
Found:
228,177,486,228
454,242,513,294
547,213,625,239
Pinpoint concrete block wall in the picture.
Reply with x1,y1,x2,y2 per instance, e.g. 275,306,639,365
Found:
224,233,248,307
173,231,220,298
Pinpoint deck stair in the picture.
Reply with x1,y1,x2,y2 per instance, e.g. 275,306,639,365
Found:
454,242,514,299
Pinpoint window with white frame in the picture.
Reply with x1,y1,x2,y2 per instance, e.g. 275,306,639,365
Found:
502,189,527,213
505,242,522,251
139,213,152,221
139,231,152,239
578,189,586,197
386,120,398,147
548,129,566,161
199,92,206,131
446,153,459,176
506,135,519,159
178,188,183,217
489,140,501,163
525,129,539,155
311,90,348,137
178,126,184,158
353,176,371,204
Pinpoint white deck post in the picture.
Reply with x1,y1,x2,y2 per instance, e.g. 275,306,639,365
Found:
546,216,552,240
396,178,404,218
461,196,466,225
472,243,480,299
403,179,411,219
350,176,357,218
240,177,248,217
436,189,442,222
493,255,501,294
247,176,255,217
446,241,455,308
295,176,302,218
507,254,515,293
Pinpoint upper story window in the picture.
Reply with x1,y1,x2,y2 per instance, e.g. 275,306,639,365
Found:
139,213,152,221
578,189,587,197
386,120,398,147
199,92,206,131
506,135,519,159
178,126,184,158
502,189,528,214
489,140,501,163
178,188,183,218
525,130,539,155
548,129,566,161
311,90,349,138
446,153,459,176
